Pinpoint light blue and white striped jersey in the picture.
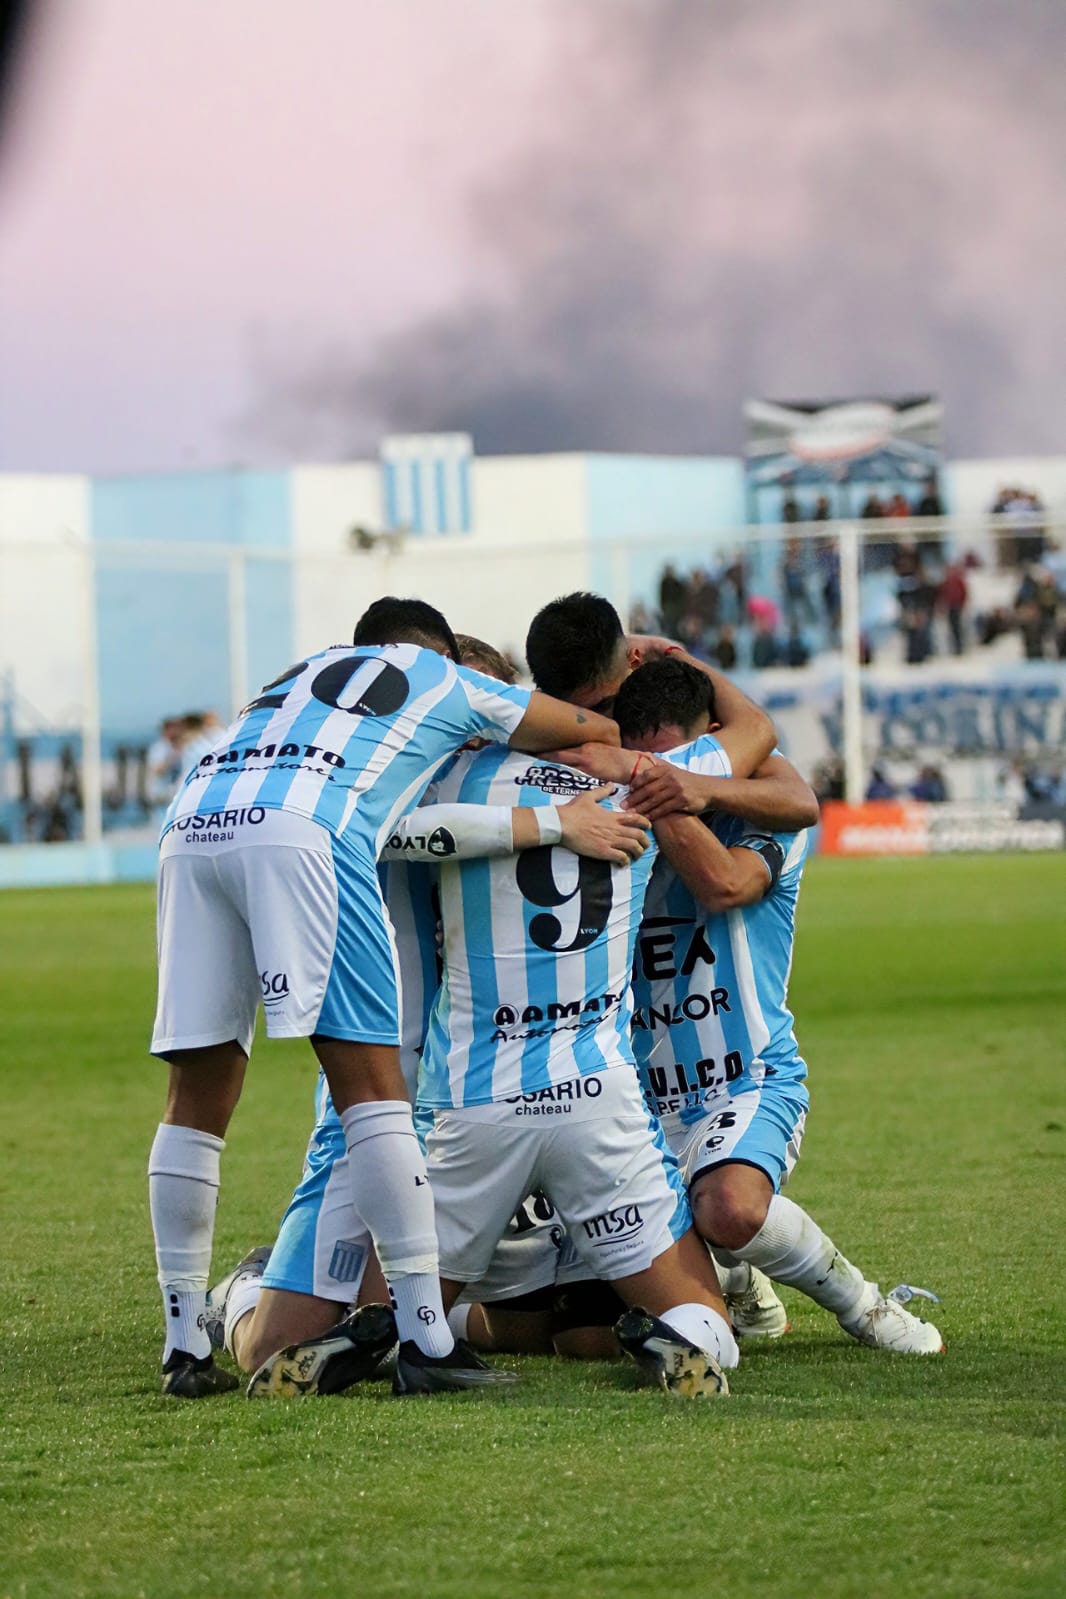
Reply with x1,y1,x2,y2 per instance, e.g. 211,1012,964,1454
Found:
161,644,530,852
418,748,658,1108
631,735,810,1132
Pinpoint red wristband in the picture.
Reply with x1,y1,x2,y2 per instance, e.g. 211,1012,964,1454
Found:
663,645,683,656
628,753,649,784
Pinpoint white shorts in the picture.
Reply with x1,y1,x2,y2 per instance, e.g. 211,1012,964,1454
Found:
672,1081,808,1193
422,1068,691,1284
151,807,401,1056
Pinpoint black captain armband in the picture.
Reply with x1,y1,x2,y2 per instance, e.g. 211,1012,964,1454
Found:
737,834,786,892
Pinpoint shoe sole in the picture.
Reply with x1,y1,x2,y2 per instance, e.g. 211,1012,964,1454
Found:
247,1311,397,1399
393,1367,519,1396
636,1336,730,1399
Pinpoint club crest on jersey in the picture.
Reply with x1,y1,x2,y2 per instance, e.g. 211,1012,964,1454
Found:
514,765,605,796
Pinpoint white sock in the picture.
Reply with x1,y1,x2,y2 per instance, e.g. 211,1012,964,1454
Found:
738,1195,867,1318
148,1123,224,1361
447,1302,473,1342
224,1273,264,1358
712,1258,753,1299
339,1101,453,1358
660,1302,740,1370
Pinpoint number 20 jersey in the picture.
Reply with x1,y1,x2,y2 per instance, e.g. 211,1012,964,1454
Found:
417,747,657,1108
162,643,530,853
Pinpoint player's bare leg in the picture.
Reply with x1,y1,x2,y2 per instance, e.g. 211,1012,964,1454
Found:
692,1163,943,1354
233,1288,346,1374
149,1041,247,1396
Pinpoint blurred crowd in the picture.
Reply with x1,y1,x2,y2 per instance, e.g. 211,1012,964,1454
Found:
643,479,1065,670
808,754,1065,810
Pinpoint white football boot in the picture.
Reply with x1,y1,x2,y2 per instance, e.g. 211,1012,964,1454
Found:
839,1282,944,1354
723,1262,789,1340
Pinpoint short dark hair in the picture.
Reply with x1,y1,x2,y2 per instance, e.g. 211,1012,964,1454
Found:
524,592,623,697
614,659,717,744
352,596,460,660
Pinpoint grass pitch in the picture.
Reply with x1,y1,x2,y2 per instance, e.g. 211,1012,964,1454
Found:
3,855,1065,1599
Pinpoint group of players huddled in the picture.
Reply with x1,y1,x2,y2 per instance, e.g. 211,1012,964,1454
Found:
148,591,943,1403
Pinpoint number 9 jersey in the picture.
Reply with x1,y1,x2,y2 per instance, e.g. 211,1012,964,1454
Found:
417,748,658,1108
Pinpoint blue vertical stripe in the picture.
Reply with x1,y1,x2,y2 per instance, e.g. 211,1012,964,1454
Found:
384,460,399,529
434,459,448,535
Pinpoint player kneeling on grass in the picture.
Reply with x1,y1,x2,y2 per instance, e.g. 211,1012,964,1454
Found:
597,659,943,1354
147,598,623,1398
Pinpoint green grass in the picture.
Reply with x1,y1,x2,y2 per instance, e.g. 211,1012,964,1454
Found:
3,856,1065,1599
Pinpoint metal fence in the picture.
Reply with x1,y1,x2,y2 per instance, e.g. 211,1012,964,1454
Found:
2,513,1064,844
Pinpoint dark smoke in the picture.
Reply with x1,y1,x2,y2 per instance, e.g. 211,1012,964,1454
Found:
245,0,1066,458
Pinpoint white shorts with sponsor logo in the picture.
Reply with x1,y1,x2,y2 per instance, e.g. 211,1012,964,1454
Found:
671,1079,809,1193
421,1067,691,1285
151,807,401,1056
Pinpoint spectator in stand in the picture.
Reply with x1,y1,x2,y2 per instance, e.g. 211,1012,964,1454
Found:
1015,566,1057,659
813,495,832,521
861,491,885,519
914,475,945,563
817,540,842,642
915,477,943,518
751,619,779,669
783,625,810,668
782,489,801,523
781,538,815,626
721,556,748,623
885,492,911,519
658,563,687,637
714,624,737,671
865,765,897,801
688,568,721,639
993,486,1048,567
937,562,969,655
911,765,948,803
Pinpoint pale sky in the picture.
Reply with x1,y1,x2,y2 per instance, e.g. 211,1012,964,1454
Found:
1,0,1063,473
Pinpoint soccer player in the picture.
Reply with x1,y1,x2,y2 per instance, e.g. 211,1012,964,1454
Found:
524,590,804,1333
611,658,944,1354
148,597,621,1397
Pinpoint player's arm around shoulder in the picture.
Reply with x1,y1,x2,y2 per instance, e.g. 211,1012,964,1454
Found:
652,813,778,913
688,754,820,833
508,691,620,753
